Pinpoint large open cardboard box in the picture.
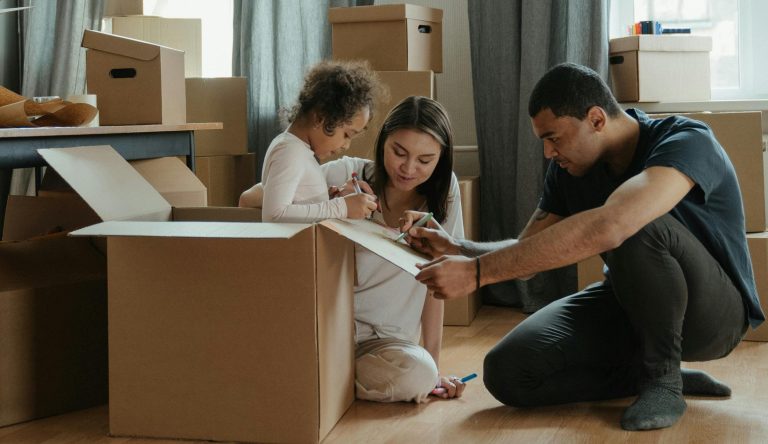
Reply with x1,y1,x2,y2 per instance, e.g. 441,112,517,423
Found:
329,4,443,72
0,235,108,427
82,29,186,125
40,146,430,443
610,35,712,102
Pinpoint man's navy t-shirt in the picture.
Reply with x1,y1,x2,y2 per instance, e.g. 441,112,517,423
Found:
539,109,764,328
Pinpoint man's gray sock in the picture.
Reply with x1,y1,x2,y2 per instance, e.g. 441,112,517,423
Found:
621,371,686,431
681,368,731,397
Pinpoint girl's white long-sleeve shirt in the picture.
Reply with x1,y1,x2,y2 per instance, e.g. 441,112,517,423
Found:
260,131,347,222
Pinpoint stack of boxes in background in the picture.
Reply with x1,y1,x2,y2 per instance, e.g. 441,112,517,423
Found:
588,45,768,340
329,4,480,325
103,3,255,207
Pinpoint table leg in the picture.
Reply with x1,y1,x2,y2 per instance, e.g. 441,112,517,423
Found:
0,168,11,238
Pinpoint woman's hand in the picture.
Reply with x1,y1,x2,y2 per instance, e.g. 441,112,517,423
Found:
430,375,467,399
329,178,374,198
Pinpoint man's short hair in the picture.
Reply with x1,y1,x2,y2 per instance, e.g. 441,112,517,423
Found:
528,62,622,119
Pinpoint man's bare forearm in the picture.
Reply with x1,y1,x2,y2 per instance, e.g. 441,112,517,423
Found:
458,238,519,257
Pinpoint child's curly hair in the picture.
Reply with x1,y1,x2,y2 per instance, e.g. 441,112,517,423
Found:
286,60,385,134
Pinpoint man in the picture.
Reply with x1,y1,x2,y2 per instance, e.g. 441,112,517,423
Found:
403,63,763,431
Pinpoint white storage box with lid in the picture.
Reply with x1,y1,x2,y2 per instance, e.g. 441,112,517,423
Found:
609,35,712,103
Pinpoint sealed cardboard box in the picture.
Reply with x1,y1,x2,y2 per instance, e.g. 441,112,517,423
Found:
650,112,765,233
103,0,144,17
610,35,711,102
195,153,256,207
0,235,107,427
330,4,443,72
327,71,434,162
745,234,768,341
41,145,430,443
186,77,248,156
444,176,481,326
106,16,202,78
82,29,186,125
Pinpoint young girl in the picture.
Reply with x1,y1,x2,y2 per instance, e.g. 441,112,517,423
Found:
249,60,380,222
240,96,465,402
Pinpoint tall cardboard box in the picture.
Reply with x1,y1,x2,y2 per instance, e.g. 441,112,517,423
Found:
745,234,768,341
444,176,482,326
195,153,256,207
186,77,248,156
610,35,711,102
40,146,431,443
650,112,766,233
329,4,443,72
106,16,202,78
82,29,186,125
327,71,434,162
0,235,107,427
103,0,144,17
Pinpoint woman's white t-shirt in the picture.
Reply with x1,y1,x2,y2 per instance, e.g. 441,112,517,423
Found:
260,131,347,222
321,156,465,344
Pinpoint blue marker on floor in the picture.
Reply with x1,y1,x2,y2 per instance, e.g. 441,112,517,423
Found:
460,373,478,383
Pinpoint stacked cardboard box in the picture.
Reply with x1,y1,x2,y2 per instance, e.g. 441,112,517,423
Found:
443,177,482,326
577,111,767,341
328,4,443,161
185,77,255,206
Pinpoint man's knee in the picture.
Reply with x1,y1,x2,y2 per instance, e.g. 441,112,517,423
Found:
355,344,437,403
483,336,541,408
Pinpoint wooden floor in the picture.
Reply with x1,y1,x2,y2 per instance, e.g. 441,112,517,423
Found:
1,306,767,443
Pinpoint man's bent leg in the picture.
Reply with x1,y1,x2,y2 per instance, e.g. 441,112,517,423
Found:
484,283,640,407
604,214,746,430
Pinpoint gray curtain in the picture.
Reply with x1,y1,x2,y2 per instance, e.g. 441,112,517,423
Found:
232,0,371,181
9,0,103,195
468,0,609,312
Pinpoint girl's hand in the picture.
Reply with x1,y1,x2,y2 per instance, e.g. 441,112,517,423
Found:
344,193,378,219
333,178,375,197
430,375,467,399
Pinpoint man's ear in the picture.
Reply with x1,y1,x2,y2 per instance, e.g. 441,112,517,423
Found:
587,106,607,132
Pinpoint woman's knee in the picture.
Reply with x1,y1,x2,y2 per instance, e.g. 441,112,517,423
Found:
355,344,437,403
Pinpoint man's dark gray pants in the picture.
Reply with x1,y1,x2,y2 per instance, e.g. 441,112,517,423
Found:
483,214,748,406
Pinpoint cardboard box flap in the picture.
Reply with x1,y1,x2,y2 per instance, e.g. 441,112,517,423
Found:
71,220,311,239
609,35,712,53
329,4,442,24
319,219,429,276
38,146,172,222
81,29,181,61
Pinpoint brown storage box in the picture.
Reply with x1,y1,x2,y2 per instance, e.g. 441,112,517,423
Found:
609,35,711,102
0,235,107,427
444,176,481,326
195,153,256,207
41,146,430,443
650,112,766,233
103,0,144,17
745,234,768,341
82,29,186,125
329,4,443,72
326,71,434,162
107,16,202,78
577,255,606,290
2,195,100,241
131,157,207,207
186,77,248,156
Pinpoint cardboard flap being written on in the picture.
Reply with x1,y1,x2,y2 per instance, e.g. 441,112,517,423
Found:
71,220,311,239
319,219,430,276
39,146,172,222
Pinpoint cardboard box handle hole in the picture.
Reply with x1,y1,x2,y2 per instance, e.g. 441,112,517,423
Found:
418,25,431,34
609,55,624,65
110,68,137,79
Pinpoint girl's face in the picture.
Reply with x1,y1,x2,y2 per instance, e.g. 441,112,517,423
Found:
383,128,442,192
309,107,370,160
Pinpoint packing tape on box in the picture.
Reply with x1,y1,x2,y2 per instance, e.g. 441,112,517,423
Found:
66,94,99,127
